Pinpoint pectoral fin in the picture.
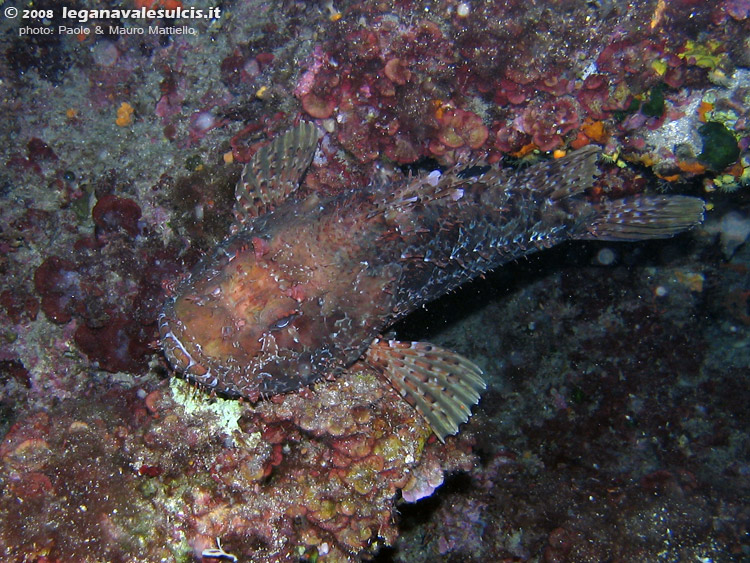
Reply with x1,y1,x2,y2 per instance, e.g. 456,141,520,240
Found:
366,339,486,442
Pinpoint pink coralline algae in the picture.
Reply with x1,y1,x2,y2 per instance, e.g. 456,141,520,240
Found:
301,91,336,119
294,17,480,166
493,77,535,106
0,367,476,562
383,58,412,86
399,457,445,503
285,0,748,179
291,8,597,165
490,123,527,155
596,40,660,82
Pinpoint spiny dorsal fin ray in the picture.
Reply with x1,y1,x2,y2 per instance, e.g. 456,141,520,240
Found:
365,339,486,442
376,146,601,216
517,145,601,200
232,121,320,232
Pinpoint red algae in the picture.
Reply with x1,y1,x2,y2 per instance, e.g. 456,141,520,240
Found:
7,138,58,174
436,108,489,150
577,74,612,120
301,92,336,119
0,360,32,389
33,256,80,324
26,137,57,162
92,194,142,237
519,99,580,152
384,58,411,85
0,288,39,324
74,314,152,374
220,51,247,88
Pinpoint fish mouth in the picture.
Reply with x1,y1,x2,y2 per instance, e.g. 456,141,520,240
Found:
158,300,218,388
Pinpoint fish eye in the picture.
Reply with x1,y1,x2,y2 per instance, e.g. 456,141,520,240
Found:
268,312,300,331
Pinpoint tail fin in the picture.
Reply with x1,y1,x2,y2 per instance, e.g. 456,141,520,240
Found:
577,195,705,241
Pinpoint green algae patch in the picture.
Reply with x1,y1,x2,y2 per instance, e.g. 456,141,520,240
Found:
167,533,194,563
698,121,740,172
641,84,666,118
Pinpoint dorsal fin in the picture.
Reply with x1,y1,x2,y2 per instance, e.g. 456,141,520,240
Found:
518,145,601,200
232,121,320,232
374,166,476,214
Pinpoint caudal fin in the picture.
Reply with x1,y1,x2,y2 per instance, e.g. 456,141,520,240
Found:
577,195,705,241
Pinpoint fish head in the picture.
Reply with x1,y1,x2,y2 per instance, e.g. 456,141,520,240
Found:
158,235,346,400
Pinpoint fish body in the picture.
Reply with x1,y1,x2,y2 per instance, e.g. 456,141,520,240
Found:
159,122,704,439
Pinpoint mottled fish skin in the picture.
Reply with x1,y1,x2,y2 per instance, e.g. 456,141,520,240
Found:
159,122,704,438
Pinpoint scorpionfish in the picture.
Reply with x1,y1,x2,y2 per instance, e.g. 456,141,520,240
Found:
159,122,704,441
